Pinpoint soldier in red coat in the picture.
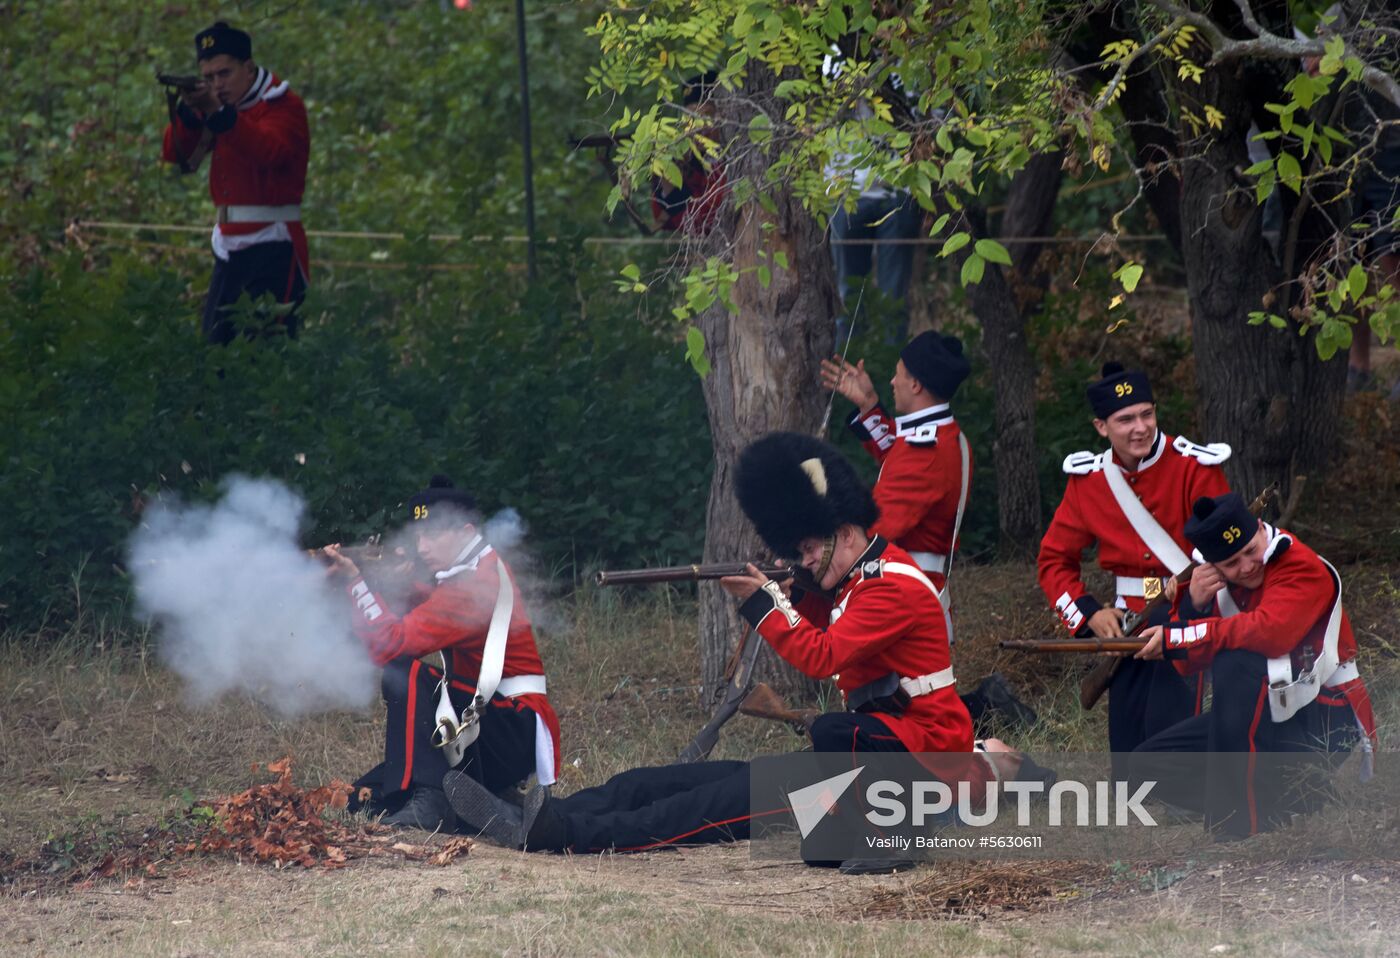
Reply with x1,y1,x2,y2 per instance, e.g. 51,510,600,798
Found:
160,22,310,345
1130,493,1377,838
324,477,560,831
442,436,1031,871
1037,362,1231,758
821,332,1035,729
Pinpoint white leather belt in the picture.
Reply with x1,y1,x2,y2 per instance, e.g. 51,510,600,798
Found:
496,674,547,697
900,667,955,698
1324,660,1359,689
1116,575,1167,600
908,551,948,575
218,203,301,224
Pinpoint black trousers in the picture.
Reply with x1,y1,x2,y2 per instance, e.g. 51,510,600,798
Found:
1129,649,1360,838
202,241,306,345
357,656,539,810
552,712,913,854
1108,600,1203,766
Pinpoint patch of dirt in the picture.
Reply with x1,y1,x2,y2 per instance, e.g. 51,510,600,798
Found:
849,861,1113,920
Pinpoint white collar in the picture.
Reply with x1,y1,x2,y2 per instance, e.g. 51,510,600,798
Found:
894,403,952,435
1113,430,1165,473
435,534,489,581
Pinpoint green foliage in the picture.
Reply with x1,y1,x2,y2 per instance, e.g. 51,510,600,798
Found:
0,249,711,629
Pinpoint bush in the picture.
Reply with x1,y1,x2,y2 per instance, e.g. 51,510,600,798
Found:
0,245,710,629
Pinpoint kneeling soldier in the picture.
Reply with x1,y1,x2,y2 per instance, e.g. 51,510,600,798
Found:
325,476,561,831
1130,493,1378,838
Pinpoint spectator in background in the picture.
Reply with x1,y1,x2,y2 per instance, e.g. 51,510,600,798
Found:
651,73,727,235
161,21,310,345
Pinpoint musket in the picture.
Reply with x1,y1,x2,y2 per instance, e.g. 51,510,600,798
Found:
1072,481,1280,710
156,71,204,93
596,563,797,587
739,682,820,734
677,626,764,763
1003,638,1159,655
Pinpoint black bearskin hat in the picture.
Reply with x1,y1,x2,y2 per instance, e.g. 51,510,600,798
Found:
735,432,879,558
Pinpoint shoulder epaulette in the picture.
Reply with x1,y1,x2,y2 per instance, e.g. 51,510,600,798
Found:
1264,533,1293,564
1062,450,1106,475
1172,435,1231,466
904,420,940,447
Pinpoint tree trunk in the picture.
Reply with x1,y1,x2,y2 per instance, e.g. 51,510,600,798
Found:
951,154,1063,556
692,72,838,703
1179,62,1346,500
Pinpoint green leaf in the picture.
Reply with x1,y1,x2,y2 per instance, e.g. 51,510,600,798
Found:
620,263,641,282
974,238,1011,266
960,252,985,286
685,325,711,377
773,250,788,270
1276,152,1302,194
940,231,970,258
1268,315,1288,330
757,264,771,288
929,213,950,236
1347,263,1368,301
1254,169,1277,205
1114,262,1145,293
748,113,772,145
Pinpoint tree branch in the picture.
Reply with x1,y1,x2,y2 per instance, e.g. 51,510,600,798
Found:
1141,0,1400,111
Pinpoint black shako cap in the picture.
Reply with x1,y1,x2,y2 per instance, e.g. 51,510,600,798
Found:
735,432,878,558
196,21,252,61
407,475,477,527
1086,361,1153,419
900,331,970,400
1184,493,1258,563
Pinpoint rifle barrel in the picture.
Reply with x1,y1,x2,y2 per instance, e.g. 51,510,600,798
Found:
596,563,795,586
1000,639,1147,654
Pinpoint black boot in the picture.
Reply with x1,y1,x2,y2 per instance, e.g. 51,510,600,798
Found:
972,673,1038,729
381,786,457,832
445,770,526,847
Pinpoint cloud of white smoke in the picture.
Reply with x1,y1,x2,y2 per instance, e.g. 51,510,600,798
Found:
128,476,378,716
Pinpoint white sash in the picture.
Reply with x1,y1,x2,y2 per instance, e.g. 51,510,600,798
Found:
1102,456,1191,576
1215,559,1343,724
940,432,972,612
432,555,516,765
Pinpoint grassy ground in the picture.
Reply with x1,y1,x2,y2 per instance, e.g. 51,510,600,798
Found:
3,558,1400,956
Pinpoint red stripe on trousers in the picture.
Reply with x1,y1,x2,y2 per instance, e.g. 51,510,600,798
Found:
1245,679,1268,836
402,659,422,792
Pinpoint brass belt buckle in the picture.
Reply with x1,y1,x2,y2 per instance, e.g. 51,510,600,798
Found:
1142,576,1163,601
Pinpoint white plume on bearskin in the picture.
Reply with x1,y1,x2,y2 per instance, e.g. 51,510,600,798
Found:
735,432,879,558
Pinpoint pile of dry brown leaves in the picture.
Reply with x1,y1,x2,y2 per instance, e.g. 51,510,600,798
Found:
2,757,471,896
850,861,1110,920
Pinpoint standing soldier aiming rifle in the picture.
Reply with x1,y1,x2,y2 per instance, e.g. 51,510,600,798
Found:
822,330,1036,730
160,21,310,345
1037,362,1231,761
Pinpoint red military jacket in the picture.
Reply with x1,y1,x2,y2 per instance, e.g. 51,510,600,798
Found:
161,69,310,280
1165,526,1360,674
346,538,560,779
738,537,974,755
848,403,971,589
1037,431,1230,635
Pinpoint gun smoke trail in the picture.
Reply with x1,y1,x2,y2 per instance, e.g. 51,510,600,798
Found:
129,475,377,716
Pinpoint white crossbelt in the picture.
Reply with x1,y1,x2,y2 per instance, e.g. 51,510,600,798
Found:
219,203,301,223
1116,575,1167,598
908,551,949,575
496,674,547,697
900,667,956,698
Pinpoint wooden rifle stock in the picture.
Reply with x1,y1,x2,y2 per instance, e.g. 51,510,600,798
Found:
595,563,797,587
1002,638,1149,654
739,682,820,734
1076,481,1280,710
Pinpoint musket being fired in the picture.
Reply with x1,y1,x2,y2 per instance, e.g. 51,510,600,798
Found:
595,563,797,587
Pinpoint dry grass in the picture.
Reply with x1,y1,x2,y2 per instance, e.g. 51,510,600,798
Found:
3,559,1400,956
